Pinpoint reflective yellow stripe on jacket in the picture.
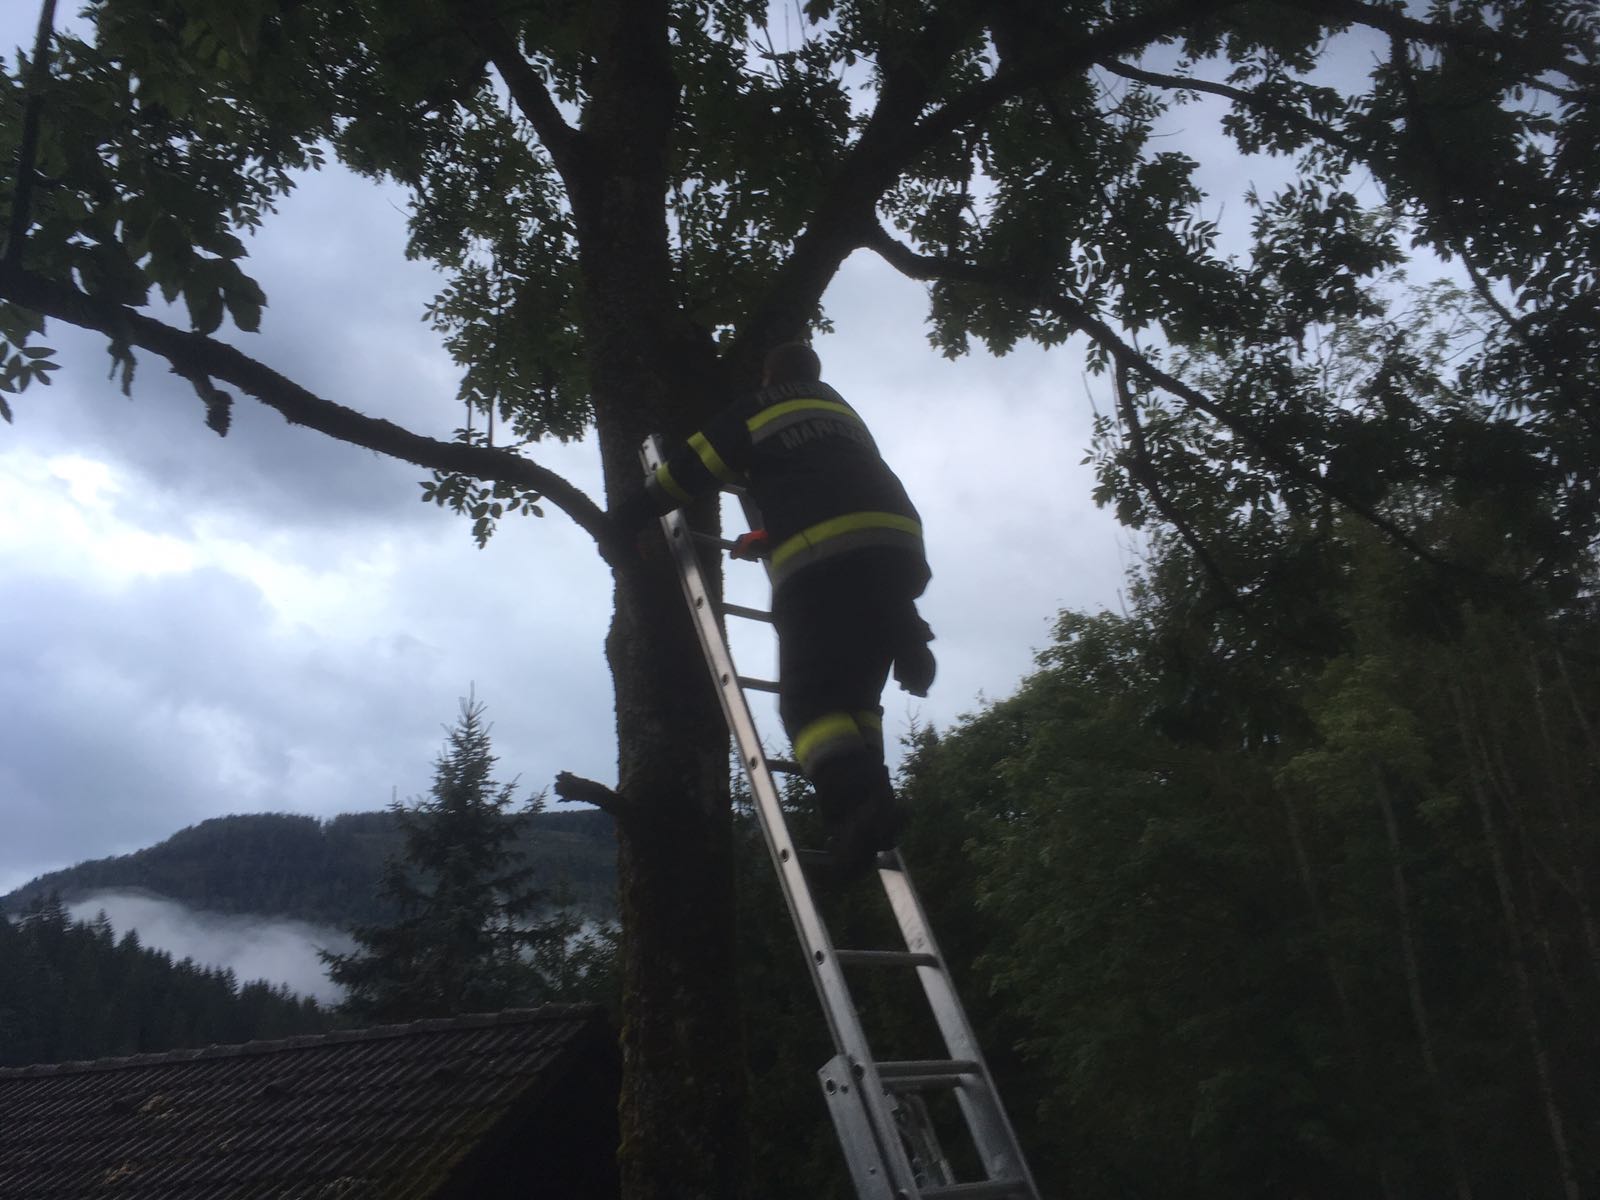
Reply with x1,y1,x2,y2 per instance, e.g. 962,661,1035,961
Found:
646,462,693,507
689,432,741,485
746,398,863,439
769,511,923,590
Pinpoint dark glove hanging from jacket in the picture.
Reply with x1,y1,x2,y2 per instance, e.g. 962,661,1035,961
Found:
892,609,936,698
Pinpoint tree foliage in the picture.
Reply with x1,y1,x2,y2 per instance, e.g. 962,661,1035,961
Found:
856,272,1600,1194
1,1,1592,559
893,519,1599,1197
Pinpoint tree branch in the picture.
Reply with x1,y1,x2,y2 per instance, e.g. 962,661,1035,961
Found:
908,0,1245,161
1112,356,1238,600
0,263,629,564
1388,36,1593,428
1306,0,1593,84
730,11,983,366
553,771,635,821
3,0,59,268
865,224,1457,572
452,2,588,190
1098,59,1363,156
734,0,1244,368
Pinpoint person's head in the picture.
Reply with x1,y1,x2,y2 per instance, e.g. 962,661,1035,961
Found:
762,342,822,387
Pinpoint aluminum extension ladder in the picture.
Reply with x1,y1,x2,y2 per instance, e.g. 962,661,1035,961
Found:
642,437,1040,1200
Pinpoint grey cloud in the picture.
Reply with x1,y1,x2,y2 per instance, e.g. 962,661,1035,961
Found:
1,569,277,883
0,524,618,890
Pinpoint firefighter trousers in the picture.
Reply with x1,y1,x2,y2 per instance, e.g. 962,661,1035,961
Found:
771,553,925,822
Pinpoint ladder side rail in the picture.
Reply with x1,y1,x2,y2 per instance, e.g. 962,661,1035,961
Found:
643,444,825,1005
878,862,1041,1196
652,482,843,1041
820,1056,899,1200
641,438,924,1191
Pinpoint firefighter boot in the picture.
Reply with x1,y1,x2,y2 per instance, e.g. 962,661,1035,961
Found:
815,760,908,880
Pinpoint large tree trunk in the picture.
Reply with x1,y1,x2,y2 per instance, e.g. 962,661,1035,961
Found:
586,234,754,1200
570,2,758,1192
607,545,747,1199
592,339,751,1199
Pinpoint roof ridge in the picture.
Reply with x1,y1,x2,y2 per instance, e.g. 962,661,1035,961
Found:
0,1002,604,1079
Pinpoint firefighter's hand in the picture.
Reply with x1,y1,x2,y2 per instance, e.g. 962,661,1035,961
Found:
730,529,771,560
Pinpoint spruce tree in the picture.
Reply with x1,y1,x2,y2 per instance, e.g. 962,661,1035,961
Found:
321,695,581,1023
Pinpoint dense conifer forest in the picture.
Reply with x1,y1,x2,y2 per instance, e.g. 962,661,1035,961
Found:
731,519,1600,1198
0,895,330,1068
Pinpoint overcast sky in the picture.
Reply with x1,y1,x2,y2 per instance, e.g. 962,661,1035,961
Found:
0,15,1192,896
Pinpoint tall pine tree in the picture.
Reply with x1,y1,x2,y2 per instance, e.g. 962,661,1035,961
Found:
322,695,583,1022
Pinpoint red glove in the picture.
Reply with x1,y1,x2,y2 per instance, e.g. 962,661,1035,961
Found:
730,529,771,560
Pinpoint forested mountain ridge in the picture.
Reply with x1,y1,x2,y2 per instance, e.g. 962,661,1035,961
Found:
2,809,617,927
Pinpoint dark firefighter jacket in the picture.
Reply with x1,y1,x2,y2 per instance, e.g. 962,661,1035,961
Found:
618,380,930,598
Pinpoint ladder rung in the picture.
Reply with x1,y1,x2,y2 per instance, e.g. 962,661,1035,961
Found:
876,1062,972,1088
736,675,781,693
721,602,773,623
766,757,801,775
834,949,939,970
921,1181,1031,1199
795,847,900,873
883,1071,969,1093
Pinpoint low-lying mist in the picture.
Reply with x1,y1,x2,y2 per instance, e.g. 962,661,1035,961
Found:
69,890,354,1005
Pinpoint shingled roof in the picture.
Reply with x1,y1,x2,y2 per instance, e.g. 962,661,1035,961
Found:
0,1004,620,1199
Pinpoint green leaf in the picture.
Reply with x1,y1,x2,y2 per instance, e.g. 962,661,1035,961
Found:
220,267,267,333
0,304,44,344
183,274,225,335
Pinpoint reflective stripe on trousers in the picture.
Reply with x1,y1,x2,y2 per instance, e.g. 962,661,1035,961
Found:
793,710,884,776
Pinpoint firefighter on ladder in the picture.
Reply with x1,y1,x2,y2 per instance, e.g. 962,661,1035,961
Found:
612,342,936,876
